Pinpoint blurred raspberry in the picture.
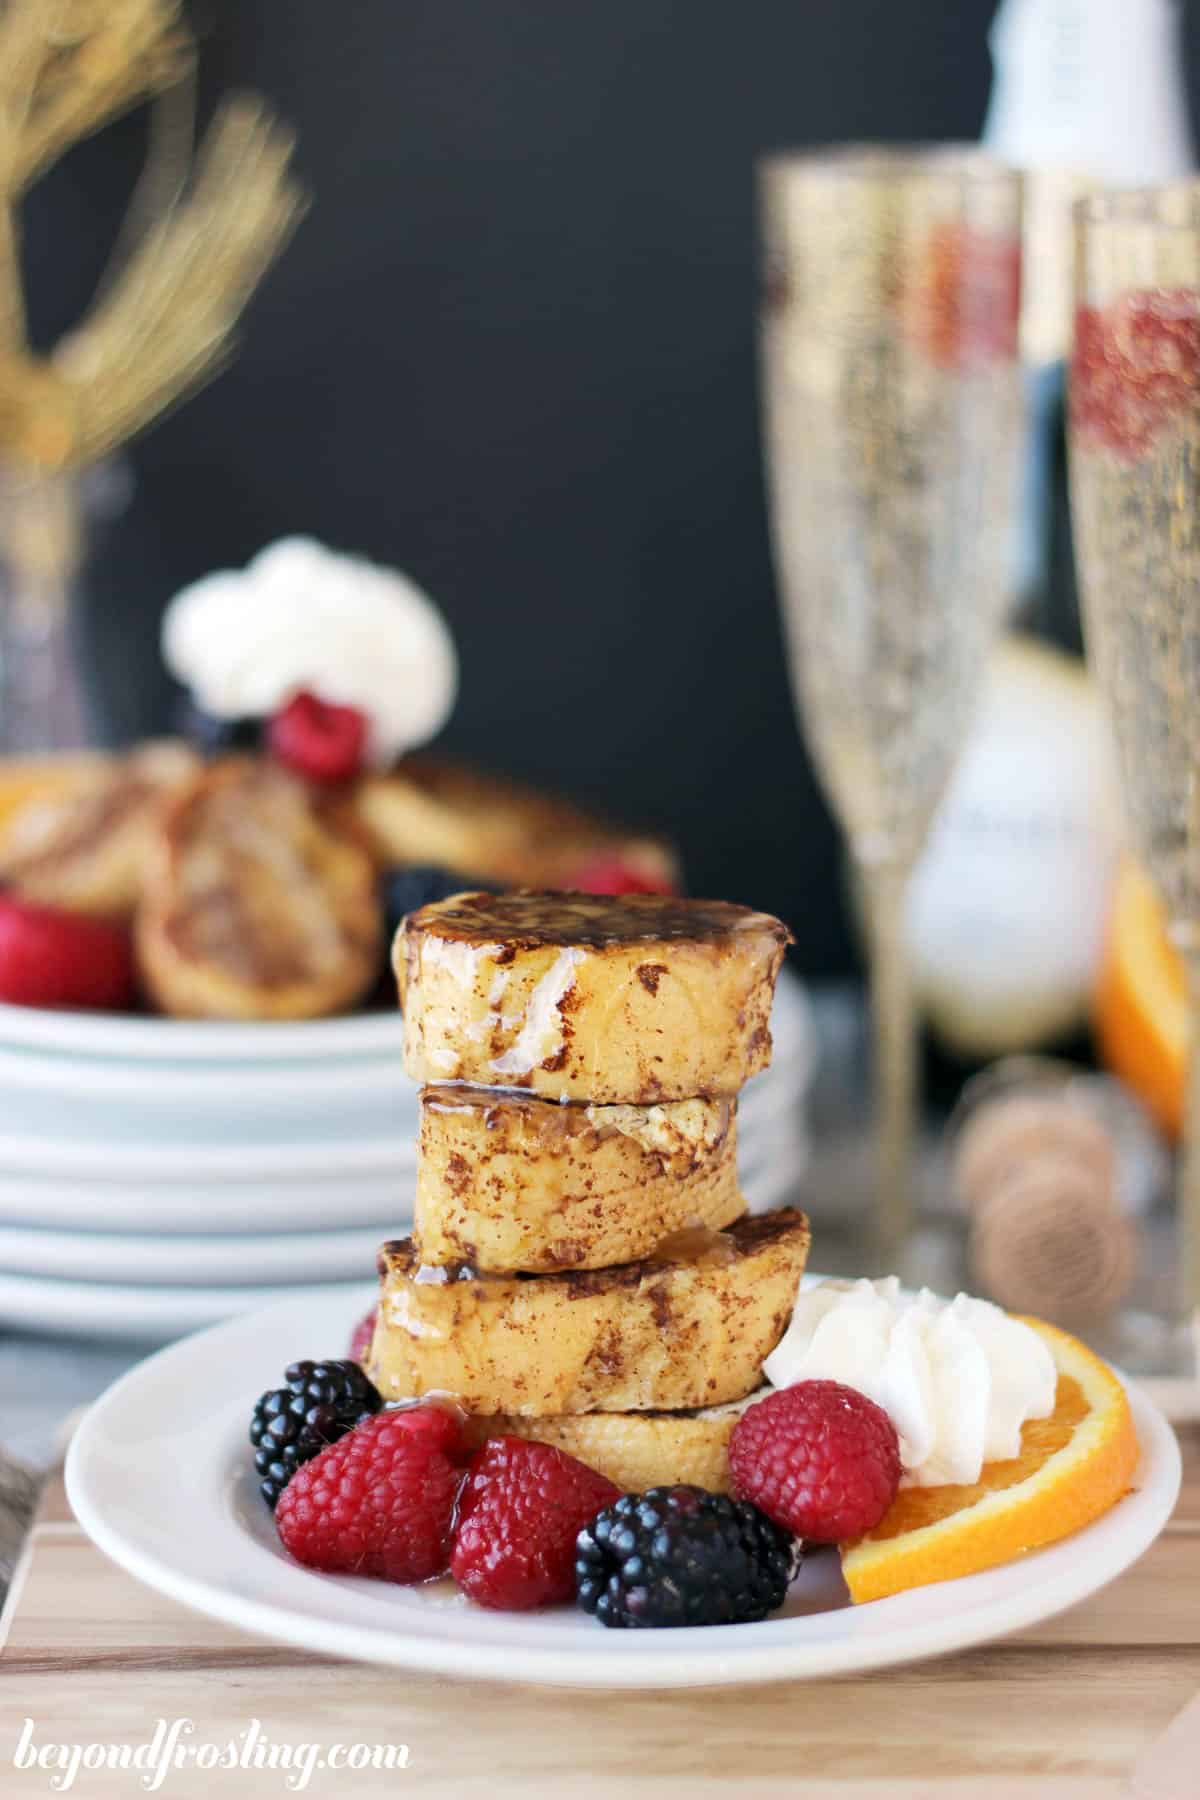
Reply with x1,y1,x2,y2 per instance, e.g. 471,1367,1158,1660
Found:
268,690,368,783
348,1306,377,1365
450,1436,619,1611
1071,290,1200,458
0,896,134,1010
276,1408,468,1582
570,854,674,897
901,222,1021,371
729,1380,901,1543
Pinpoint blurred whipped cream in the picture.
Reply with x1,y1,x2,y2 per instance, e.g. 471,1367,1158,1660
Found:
763,1276,1058,1488
161,536,458,765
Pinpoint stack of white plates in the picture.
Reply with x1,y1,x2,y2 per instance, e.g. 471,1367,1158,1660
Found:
0,972,814,1341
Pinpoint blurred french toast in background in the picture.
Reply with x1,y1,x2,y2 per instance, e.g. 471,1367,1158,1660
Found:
353,755,678,896
0,538,681,1021
0,745,680,1021
0,742,198,918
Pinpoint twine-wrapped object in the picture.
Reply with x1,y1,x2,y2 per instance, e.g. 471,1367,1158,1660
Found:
968,1153,1138,1327
954,1087,1140,1326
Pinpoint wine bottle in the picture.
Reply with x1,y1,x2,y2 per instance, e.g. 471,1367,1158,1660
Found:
906,2,1196,1079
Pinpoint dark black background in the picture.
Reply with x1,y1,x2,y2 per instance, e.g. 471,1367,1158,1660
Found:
19,2,1200,972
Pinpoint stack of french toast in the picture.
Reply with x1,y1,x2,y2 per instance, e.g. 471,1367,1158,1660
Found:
366,889,812,1492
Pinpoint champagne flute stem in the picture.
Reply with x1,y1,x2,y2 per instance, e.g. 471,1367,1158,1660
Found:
1178,951,1200,1329
861,860,918,1270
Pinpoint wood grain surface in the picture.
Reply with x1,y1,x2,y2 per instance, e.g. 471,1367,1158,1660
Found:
1,1424,1198,1798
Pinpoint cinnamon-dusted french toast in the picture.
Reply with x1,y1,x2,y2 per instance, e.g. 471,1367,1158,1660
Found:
368,1208,810,1416
136,758,382,1020
416,1085,744,1273
396,891,792,1103
354,754,679,892
0,741,198,918
467,1389,772,1495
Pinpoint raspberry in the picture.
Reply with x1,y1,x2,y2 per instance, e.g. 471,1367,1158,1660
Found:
268,690,368,783
276,1407,468,1583
0,896,135,1010
570,855,675,897
1071,290,1200,458
729,1381,901,1543
450,1436,619,1611
347,1306,377,1365
900,222,1021,371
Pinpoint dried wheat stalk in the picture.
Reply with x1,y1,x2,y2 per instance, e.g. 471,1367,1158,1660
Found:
0,0,306,472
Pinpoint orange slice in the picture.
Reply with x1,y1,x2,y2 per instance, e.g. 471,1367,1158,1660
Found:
840,1318,1138,1605
1094,857,1186,1140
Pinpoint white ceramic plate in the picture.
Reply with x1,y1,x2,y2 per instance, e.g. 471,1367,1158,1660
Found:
66,1286,1181,1689
0,1063,419,1152
0,1221,386,1286
0,1170,411,1235
0,1004,407,1064
0,1271,376,1340
0,1130,413,1182
0,1044,411,1106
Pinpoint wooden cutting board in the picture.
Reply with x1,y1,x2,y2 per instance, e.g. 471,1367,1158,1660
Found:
2,1432,1199,1799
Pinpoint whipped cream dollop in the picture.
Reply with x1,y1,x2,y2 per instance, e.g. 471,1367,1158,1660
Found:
763,1276,1058,1488
161,536,458,765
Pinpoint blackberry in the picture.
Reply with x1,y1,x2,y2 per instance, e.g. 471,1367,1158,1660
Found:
575,1484,800,1629
383,865,496,938
250,1359,382,1510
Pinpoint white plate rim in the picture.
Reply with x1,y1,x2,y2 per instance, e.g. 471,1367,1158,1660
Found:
0,1169,411,1235
1,1273,374,1339
65,1285,1182,1689
0,1132,414,1180
0,1003,407,1064
0,1221,389,1285
0,1045,413,1104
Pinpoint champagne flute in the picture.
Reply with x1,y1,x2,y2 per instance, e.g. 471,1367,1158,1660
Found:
759,147,1024,1262
1068,183,1200,1327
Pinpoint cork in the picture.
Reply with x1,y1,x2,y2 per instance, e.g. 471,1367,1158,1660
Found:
968,1155,1138,1327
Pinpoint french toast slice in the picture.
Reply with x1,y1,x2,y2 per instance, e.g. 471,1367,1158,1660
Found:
353,754,679,891
396,891,792,1102
136,758,382,1020
368,1207,809,1415
416,1085,744,1273
467,1389,773,1494
0,741,198,917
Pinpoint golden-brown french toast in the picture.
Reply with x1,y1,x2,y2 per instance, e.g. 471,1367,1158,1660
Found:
468,1390,772,1494
0,741,198,917
368,1208,809,1415
416,1085,743,1272
353,754,678,891
136,758,382,1020
396,891,792,1102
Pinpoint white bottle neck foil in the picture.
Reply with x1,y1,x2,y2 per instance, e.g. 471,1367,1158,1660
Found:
984,0,1193,183
983,0,1196,365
